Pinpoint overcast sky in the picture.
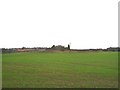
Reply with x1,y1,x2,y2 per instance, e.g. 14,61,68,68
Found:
0,0,119,49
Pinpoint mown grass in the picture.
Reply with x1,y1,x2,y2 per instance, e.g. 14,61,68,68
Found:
2,52,118,88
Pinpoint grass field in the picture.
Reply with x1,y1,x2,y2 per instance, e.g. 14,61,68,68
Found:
2,51,118,88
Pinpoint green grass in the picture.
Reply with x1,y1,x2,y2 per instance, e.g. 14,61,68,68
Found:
2,52,118,88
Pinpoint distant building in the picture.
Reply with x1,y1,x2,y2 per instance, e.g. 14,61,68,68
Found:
2,48,17,53
107,47,120,51
51,45,65,50
50,45,70,51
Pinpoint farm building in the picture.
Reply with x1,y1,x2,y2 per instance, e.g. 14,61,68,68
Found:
50,45,70,51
